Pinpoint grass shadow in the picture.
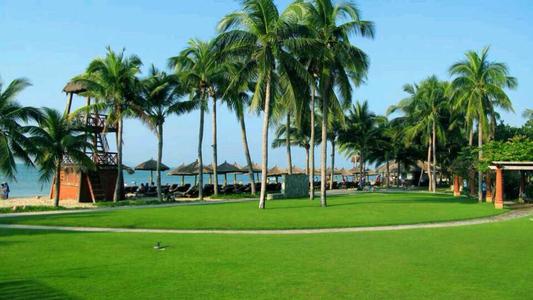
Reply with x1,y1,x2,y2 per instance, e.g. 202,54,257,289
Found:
0,279,78,300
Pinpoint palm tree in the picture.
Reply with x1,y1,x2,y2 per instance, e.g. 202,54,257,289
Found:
0,76,40,179
390,76,449,192
295,0,374,207
328,119,344,189
134,66,196,201
169,39,225,199
217,0,314,208
222,62,258,195
338,101,380,181
29,108,94,207
523,109,533,120
449,47,517,201
72,47,142,202
366,117,394,188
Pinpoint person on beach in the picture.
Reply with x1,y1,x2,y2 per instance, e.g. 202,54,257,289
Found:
1,182,9,199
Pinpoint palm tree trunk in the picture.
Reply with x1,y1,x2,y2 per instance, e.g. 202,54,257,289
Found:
211,95,218,196
427,137,432,192
286,113,293,175
259,73,272,209
359,153,364,180
198,101,205,200
156,122,163,201
329,139,335,190
54,161,61,207
320,89,328,207
309,84,316,200
478,121,483,202
305,145,310,176
432,121,437,193
113,116,123,202
239,114,256,195
386,154,390,188
468,127,476,196
397,160,401,188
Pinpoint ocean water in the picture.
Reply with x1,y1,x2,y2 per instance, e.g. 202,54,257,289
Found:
1,164,356,197
1,164,255,197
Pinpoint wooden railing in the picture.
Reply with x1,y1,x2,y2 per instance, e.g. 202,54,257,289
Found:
73,113,117,132
63,152,118,166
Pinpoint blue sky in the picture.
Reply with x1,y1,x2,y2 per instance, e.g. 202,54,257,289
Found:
1,0,531,168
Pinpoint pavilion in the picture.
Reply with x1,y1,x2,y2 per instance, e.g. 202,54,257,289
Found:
489,161,533,209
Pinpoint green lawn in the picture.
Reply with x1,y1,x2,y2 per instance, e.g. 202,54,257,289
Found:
0,193,503,230
1,217,532,299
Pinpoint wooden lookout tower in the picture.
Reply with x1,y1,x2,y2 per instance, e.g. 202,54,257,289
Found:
49,82,124,202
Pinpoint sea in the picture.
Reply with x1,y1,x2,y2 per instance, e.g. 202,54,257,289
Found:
1,164,255,197
1,164,356,198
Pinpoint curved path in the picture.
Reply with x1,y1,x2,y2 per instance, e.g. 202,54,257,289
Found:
1,207,532,235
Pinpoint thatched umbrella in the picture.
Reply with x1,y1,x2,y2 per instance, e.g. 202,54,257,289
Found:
217,161,244,185
168,161,212,186
135,159,170,183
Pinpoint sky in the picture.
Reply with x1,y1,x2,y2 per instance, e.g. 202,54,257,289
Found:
1,0,532,169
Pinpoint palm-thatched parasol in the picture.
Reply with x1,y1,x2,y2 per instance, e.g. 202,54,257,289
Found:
135,159,170,183
168,161,212,186
217,161,244,185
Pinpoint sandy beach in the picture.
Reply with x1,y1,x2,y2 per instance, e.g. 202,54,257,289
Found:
0,196,95,208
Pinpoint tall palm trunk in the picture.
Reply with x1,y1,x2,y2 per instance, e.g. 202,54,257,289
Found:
198,100,205,200
113,116,123,202
211,95,218,196
427,137,432,192
329,139,335,190
320,88,328,207
305,145,310,176
468,127,476,196
385,154,390,188
359,152,364,180
156,122,163,201
286,113,292,175
309,84,316,200
239,114,256,195
397,160,401,187
432,121,437,193
54,161,61,207
478,121,483,202
259,73,272,209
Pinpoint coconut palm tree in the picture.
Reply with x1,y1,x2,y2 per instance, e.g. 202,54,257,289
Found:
390,76,449,192
449,47,517,201
294,0,374,207
0,76,40,179
221,61,258,195
134,66,196,201
338,101,381,181
217,0,314,208
72,47,142,202
169,39,226,199
29,108,94,207
523,109,533,120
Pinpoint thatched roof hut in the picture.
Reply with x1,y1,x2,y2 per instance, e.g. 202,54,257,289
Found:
217,161,243,174
63,81,88,94
168,161,212,176
135,159,169,171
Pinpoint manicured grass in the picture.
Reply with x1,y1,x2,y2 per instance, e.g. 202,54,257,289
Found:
0,192,503,229
1,217,532,299
208,193,257,200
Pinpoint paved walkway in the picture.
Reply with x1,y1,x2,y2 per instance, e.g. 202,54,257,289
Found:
1,207,532,235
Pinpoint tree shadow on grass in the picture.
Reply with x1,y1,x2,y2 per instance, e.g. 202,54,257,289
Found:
0,279,78,300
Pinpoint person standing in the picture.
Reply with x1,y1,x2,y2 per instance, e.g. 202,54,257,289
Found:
4,182,10,199
1,182,8,199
